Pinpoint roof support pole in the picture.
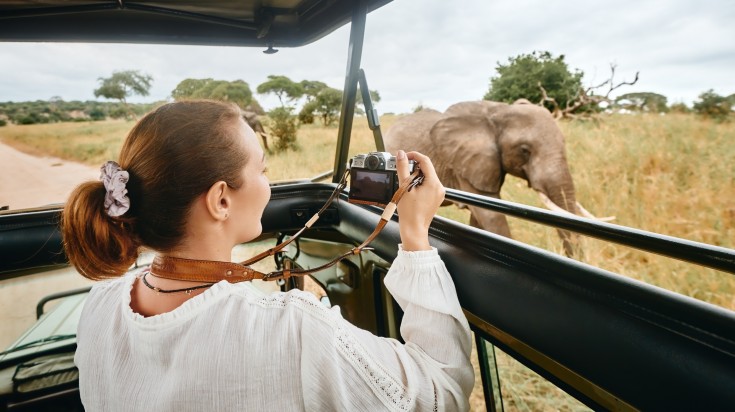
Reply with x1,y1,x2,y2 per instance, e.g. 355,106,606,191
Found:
332,0,368,182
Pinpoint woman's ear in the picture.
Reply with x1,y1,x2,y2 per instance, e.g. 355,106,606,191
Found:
204,181,231,221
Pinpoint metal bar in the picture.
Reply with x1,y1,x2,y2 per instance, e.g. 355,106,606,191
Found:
332,0,367,182
475,333,504,412
445,188,735,274
310,170,334,182
36,286,92,319
358,68,384,151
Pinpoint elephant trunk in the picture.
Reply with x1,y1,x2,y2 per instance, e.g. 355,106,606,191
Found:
530,158,579,256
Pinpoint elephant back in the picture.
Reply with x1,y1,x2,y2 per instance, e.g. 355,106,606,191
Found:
384,110,444,156
445,100,507,117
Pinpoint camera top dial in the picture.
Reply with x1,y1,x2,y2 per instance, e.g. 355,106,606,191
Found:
365,153,384,170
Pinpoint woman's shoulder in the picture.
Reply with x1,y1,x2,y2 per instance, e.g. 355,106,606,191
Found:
79,272,135,314
244,287,344,325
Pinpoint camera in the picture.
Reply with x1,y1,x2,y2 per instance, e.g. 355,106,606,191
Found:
348,152,415,206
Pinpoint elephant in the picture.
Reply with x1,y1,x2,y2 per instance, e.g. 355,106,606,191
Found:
385,100,604,256
242,109,270,152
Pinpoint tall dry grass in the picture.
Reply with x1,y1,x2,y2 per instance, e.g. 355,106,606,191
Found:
0,119,130,164
2,112,733,411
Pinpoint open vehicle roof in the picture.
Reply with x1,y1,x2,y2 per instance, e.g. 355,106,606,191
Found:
0,0,392,46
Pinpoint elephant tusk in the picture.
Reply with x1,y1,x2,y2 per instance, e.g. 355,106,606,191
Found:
536,192,572,215
536,192,616,222
576,201,616,222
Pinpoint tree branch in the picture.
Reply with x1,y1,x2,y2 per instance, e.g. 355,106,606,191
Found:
537,82,562,119
560,64,639,118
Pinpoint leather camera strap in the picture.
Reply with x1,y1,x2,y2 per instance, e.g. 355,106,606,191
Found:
150,168,423,283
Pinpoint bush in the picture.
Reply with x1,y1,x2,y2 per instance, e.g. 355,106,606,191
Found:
266,107,299,152
298,101,316,124
15,111,45,125
693,89,732,121
669,102,690,114
108,106,129,119
87,107,106,121
0,119,6,127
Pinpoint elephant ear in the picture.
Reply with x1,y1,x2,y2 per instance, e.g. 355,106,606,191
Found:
429,115,503,194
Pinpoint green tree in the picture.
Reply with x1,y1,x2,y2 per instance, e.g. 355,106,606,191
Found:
693,89,732,121
171,78,211,100
297,83,380,125
171,78,257,109
207,80,254,108
257,75,304,106
615,92,668,113
316,87,344,125
484,51,583,113
300,80,328,100
94,70,153,118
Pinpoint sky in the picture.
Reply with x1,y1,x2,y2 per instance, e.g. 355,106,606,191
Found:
1,0,733,114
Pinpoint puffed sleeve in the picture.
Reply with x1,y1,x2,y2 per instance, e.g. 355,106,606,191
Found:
300,246,474,411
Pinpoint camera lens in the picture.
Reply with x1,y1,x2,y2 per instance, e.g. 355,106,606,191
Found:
366,154,381,170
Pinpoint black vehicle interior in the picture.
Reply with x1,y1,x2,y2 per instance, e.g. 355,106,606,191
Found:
1,1,735,411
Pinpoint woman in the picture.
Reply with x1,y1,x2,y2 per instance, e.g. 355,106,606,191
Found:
63,100,473,411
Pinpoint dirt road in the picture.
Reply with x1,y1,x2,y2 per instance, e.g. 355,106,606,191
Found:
0,142,98,210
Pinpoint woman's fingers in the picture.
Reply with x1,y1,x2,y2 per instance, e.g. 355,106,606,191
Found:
405,151,437,180
396,150,410,182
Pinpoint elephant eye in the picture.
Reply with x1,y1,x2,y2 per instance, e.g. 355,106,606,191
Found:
520,145,531,158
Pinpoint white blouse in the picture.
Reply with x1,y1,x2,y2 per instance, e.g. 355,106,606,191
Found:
75,247,474,411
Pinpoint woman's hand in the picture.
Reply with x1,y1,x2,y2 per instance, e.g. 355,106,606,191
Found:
395,150,445,251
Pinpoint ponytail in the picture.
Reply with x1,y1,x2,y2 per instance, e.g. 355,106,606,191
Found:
62,181,139,280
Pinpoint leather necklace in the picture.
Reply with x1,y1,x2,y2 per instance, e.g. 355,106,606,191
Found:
146,168,423,291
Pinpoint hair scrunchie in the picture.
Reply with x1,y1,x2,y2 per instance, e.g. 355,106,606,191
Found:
100,161,130,217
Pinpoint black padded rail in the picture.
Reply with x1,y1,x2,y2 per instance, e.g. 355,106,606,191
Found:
266,183,735,410
0,208,66,276
446,188,735,275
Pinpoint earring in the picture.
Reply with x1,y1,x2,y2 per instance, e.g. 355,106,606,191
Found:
225,213,229,219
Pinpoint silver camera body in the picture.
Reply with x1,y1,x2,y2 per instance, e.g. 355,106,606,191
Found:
348,152,415,206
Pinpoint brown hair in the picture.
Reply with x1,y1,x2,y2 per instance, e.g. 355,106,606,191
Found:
62,100,247,280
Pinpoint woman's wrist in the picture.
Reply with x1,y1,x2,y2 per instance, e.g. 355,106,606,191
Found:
399,227,431,251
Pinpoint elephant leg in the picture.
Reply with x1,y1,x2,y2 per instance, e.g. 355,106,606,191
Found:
467,205,512,238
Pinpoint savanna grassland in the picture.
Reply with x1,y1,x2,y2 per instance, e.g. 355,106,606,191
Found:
1,112,733,411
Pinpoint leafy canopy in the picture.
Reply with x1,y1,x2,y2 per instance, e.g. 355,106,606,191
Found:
257,75,304,106
484,51,583,112
615,92,668,113
171,78,257,110
94,70,153,104
296,81,380,126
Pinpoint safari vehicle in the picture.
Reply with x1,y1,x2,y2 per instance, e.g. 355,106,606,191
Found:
1,1,735,411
